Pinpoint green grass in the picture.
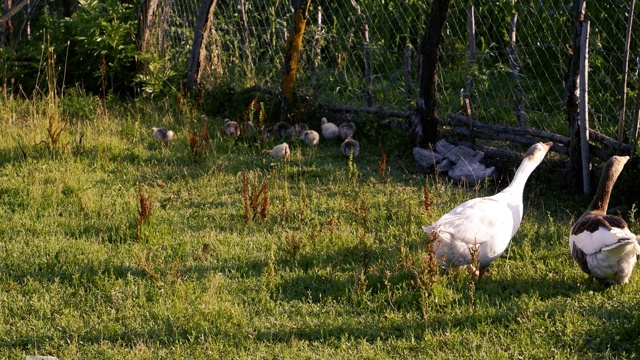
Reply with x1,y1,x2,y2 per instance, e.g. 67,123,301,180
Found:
1,93,639,359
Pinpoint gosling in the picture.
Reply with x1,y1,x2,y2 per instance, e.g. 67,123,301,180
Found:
321,117,339,140
263,143,291,161
339,122,356,139
294,123,309,137
300,130,320,147
341,137,360,158
273,121,294,139
224,119,241,138
152,127,175,146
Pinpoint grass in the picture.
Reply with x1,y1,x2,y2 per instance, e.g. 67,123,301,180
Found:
1,92,640,359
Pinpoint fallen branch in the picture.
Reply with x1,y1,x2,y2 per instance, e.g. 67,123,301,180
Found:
319,103,411,118
447,113,569,145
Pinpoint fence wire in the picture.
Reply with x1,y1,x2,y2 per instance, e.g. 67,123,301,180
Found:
152,0,639,142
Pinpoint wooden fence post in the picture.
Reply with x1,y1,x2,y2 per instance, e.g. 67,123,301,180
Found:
409,0,451,148
579,20,591,194
564,0,586,192
616,0,636,142
509,12,525,128
362,22,373,108
403,44,413,98
236,0,253,77
311,6,323,87
187,0,218,90
465,5,475,110
631,56,640,150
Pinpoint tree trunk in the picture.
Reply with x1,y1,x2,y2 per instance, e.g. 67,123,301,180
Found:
410,0,451,148
280,0,311,118
139,0,159,53
187,0,218,90
62,0,77,18
564,0,586,192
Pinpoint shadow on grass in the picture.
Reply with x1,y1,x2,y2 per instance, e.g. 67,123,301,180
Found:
578,297,640,356
479,273,584,302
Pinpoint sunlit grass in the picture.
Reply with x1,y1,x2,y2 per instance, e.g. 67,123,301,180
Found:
1,93,639,359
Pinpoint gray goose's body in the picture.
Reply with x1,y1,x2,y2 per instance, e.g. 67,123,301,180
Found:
568,155,640,285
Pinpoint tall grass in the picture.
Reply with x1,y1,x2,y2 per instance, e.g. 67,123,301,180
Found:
0,91,639,359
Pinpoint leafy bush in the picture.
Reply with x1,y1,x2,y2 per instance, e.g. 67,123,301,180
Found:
63,0,139,95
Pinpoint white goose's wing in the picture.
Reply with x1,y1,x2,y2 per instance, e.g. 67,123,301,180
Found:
424,195,519,247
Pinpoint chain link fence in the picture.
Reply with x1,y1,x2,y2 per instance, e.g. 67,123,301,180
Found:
151,0,638,142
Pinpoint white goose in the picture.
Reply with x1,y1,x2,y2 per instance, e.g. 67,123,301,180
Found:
569,155,640,285
422,142,552,279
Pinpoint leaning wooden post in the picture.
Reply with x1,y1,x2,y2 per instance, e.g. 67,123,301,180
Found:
1,0,13,47
616,0,636,142
564,0,586,192
409,0,452,148
362,22,373,107
465,5,476,110
579,20,591,194
280,0,312,118
509,13,525,128
187,0,218,90
236,0,254,77
403,44,413,98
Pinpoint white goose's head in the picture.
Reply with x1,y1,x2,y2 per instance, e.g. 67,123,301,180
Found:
524,142,553,163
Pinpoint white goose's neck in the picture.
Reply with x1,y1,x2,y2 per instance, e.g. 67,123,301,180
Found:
501,157,539,197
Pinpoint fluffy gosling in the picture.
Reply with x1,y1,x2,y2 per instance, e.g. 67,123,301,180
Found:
263,142,291,161
300,130,320,147
341,137,360,157
321,117,339,140
152,127,175,146
273,121,294,139
339,122,356,139
224,119,241,138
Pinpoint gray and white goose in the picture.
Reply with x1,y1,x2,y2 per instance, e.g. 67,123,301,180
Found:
569,155,640,285
422,142,552,280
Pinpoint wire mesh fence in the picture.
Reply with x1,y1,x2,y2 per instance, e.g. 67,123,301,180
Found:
150,0,638,143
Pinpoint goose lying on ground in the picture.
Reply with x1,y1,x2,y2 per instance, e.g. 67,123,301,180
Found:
321,118,339,140
340,137,360,157
569,155,640,285
422,142,552,280
224,119,240,138
152,127,175,146
300,130,320,147
273,121,294,139
339,122,356,139
263,143,291,161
